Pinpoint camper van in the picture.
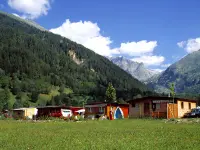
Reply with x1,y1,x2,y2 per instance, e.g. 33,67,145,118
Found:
61,109,73,117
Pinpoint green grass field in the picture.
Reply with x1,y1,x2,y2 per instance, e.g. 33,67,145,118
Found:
0,119,200,150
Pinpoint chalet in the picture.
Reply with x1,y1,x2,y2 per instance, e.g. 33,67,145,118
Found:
128,96,197,119
84,102,129,120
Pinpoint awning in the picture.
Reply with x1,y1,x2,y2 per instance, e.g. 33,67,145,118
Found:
75,109,85,113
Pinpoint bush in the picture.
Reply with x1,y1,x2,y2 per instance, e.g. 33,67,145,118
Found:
0,114,6,120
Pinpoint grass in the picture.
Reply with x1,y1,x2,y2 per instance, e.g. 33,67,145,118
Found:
0,119,200,150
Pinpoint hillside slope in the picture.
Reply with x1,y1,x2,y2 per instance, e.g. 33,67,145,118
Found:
148,50,200,94
0,12,154,109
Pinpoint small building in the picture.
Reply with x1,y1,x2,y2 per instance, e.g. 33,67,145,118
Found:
128,96,197,119
36,106,84,118
84,102,129,120
12,107,38,119
36,106,65,118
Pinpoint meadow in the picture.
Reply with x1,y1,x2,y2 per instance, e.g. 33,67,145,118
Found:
0,119,200,150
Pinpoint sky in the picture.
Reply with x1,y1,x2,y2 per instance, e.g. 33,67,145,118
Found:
1,0,200,72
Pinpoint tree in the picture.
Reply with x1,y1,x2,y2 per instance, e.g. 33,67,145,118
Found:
54,95,62,106
0,89,10,111
62,95,72,106
105,82,116,103
23,100,30,107
197,95,200,106
0,76,10,88
58,84,65,93
13,95,23,109
169,82,176,102
30,91,39,103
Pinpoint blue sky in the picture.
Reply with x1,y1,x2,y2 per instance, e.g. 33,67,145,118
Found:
1,0,200,71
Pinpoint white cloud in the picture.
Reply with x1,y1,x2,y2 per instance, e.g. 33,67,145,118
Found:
177,38,200,53
50,19,112,56
115,40,157,56
177,41,186,48
8,0,51,19
161,63,171,68
132,55,165,66
151,69,164,73
50,19,159,57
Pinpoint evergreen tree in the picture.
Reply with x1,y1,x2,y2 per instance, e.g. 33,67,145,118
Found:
169,82,176,102
0,88,10,111
105,82,116,103
197,95,200,106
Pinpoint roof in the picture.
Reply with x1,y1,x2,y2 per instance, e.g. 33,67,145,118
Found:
36,106,83,109
85,102,129,107
37,106,66,109
75,109,85,113
127,96,197,103
13,107,37,111
67,106,83,109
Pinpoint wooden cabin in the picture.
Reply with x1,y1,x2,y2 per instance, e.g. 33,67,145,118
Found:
12,107,38,119
85,102,129,120
128,96,197,119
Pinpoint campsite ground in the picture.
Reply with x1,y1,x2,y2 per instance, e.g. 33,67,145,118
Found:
0,119,199,150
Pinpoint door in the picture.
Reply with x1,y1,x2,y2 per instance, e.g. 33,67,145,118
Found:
167,104,178,119
114,107,124,119
144,103,150,116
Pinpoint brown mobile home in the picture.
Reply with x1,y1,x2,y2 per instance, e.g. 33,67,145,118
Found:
128,96,197,119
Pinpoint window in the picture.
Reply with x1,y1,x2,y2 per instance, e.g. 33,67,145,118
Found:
99,107,104,112
88,107,92,112
132,103,139,108
132,103,135,107
152,103,156,110
181,102,184,109
156,103,160,109
189,103,191,109
135,104,139,108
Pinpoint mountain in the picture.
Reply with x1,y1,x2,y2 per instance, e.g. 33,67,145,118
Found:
148,50,200,94
0,11,47,31
109,56,160,81
0,11,154,110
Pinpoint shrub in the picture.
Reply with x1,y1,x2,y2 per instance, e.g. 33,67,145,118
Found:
0,114,6,120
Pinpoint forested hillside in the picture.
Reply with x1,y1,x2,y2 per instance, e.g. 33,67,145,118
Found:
148,49,200,97
0,12,154,110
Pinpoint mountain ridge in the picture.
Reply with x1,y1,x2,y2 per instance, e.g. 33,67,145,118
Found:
147,50,200,94
109,56,160,82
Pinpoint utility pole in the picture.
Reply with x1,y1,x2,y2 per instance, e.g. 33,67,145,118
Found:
169,83,175,119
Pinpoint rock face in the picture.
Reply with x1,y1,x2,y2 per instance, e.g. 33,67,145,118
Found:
68,50,84,65
109,56,160,82
147,50,200,94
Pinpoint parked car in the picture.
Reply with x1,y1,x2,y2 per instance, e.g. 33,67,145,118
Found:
183,108,200,118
